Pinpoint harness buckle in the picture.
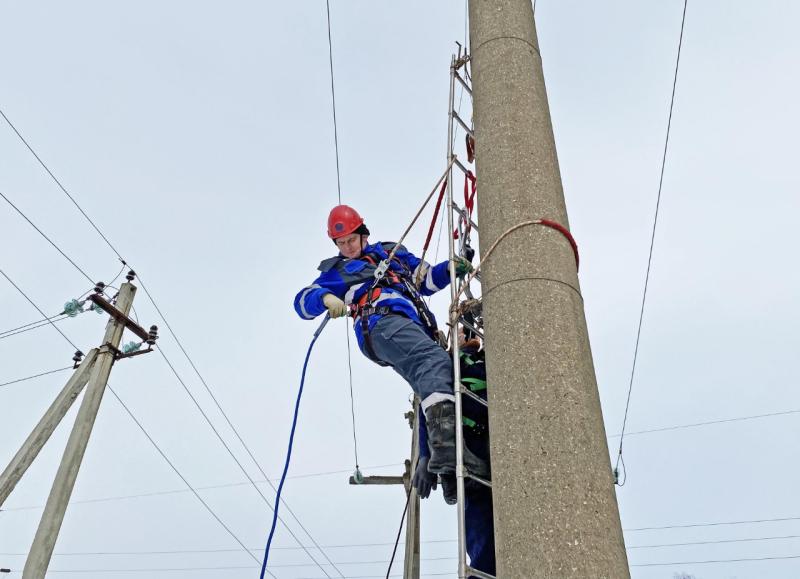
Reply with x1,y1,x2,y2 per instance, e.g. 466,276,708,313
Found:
373,259,390,280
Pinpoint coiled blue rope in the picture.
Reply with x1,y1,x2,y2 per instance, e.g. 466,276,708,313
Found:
259,314,330,579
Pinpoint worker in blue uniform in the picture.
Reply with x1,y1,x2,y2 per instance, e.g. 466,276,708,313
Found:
412,325,495,578
294,205,488,478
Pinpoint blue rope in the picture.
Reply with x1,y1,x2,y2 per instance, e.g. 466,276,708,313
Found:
259,314,330,579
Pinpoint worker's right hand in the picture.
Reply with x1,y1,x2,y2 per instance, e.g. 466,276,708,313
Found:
412,456,437,499
322,294,348,318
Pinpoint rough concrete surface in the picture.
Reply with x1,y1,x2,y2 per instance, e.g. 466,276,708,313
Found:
470,0,630,576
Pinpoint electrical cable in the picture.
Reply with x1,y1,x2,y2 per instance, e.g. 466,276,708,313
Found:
0,108,126,262
0,557,461,574
0,312,67,338
0,315,70,341
630,553,800,567
0,192,94,285
344,328,361,471
384,489,412,579
614,0,689,482
627,533,800,550
323,0,362,478
0,463,403,513
10,530,800,558
0,278,266,574
325,0,342,203
625,514,800,532
0,269,80,351
0,110,345,578
259,314,330,579
106,388,271,575
0,367,73,389
156,345,340,578
610,407,800,438
0,540,457,557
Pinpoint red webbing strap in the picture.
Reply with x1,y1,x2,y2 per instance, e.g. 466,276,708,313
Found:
422,177,448,253
454,170,477,240
539,218,580,271
464,170,476,214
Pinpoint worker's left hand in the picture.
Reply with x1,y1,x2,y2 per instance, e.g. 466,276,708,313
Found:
412,456,438,499
453,256,474,279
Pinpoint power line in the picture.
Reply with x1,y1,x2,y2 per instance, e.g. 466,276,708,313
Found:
630,553,800,567
628,533,800,550
154,346,342,578
0,463,402,513
610,408,800,438
9,531,800,558
0,104,348,579
0,108,126,262
0,312,67,337
615,0,689,480
0,278,267,576
384,490,411,579
0,571,453,577
0,269,80,351
0,366,73,389
0,557,458,574
3,565,258,574
625,515,800,532
107,388,270,574
0,315,71,341
323,0,361,476
0,191,95,285
325,0,342,202
344,328,361,470
0,541,456,558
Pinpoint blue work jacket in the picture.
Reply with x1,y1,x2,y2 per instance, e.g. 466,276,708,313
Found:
294,241,451,349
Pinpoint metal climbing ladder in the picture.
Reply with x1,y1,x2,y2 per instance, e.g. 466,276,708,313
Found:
444,50,496,579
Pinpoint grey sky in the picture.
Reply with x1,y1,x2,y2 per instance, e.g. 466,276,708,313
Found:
2,1,799,578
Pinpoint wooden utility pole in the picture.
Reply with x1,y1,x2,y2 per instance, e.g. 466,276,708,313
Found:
0,278,156,579
402,404,421,579
348,401,421,579
468,1,630,577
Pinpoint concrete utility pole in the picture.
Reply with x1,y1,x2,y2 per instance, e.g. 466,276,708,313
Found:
22,282,138,579
0,349,98,507
468,1,630,577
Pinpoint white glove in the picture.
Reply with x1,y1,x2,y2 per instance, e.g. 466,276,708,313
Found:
322,294,348,318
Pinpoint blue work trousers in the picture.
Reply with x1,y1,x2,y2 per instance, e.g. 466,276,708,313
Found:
466,484,496,577
359,315,454,407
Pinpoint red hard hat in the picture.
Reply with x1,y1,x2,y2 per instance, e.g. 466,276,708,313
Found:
327,205,365,239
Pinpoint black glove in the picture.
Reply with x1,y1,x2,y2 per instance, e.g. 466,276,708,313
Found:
412,456,438,499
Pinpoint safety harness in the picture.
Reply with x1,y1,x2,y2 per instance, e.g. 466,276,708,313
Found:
350,252,440,366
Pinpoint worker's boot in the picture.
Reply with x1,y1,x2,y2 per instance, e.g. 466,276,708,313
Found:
425,401,490,478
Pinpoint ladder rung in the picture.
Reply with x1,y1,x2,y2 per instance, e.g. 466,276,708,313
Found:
452,110,474,137
459,318,483,340
451,203,479,233
453,156,471,175
455,70,473,95
465,471,492,488
458,386,488,408
465,566,496,579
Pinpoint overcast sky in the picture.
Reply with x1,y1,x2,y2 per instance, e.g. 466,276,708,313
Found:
2,1,800,578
